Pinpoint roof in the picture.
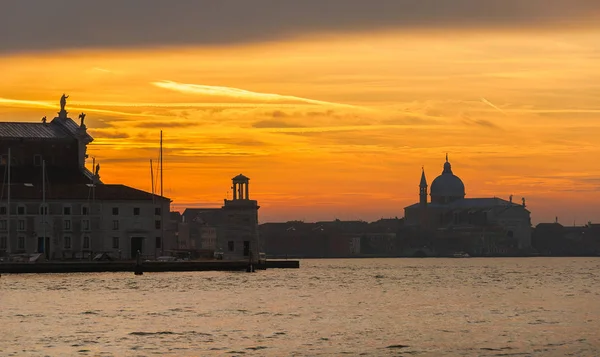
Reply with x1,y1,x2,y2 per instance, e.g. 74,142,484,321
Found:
0,122,73,139
1,183,170,202
419,169,427,187
182,208,223,225
429,157,465,198
0,117,93,141
232,174,249,182
405,197,524,210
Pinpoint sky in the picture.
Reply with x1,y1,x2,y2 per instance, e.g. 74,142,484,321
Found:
1,1,600,224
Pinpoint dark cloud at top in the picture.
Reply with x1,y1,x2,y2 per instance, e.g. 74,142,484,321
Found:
2,0,599,54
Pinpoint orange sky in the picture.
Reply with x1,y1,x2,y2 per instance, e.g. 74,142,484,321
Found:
1,28,600,224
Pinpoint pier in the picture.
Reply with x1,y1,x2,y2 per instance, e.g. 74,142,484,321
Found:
0,260,300,275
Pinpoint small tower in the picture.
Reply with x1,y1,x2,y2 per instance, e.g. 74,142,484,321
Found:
419,167,428,227
419,167,428,205
231,174,250,200
222,174,261,262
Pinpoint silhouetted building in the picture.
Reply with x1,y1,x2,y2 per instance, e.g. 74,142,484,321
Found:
404,155,532,255
532,222,600,256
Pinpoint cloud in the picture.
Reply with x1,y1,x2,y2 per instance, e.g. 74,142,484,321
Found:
152,80,361,109
2,0,599,54
133,120,201,129
88,129,130,139
480,97,507,115
252,120,305,129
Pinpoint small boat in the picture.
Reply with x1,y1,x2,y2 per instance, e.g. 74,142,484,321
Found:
452,252,470,258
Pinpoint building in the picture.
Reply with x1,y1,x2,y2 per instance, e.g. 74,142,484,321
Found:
0,95,172,260
403,155,532,254
177,174,261,261
259,218,403,258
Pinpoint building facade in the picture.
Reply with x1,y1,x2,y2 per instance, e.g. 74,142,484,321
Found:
176,175,262,261
0,95,173,260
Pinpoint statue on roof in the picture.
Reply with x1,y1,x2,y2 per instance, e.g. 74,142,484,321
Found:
78,112,86,127
41,116,47,123
60,93,69,112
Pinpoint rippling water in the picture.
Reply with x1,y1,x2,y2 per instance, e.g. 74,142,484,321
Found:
1,258,599,356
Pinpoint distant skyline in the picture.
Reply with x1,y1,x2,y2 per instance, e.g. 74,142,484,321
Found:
1,1,600,224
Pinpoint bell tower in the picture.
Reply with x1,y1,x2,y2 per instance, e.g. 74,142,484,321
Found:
419,167,428,205
419,167,428,227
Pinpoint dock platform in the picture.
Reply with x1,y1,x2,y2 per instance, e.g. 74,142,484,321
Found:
0,259,300,275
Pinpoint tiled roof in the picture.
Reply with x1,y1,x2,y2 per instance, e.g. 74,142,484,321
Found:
0,117,93,141
0,122,72,139
2,183,170,202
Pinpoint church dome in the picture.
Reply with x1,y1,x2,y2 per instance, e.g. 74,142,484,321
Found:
430,155,465,203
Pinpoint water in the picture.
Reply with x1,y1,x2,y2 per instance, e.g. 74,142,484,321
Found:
1,258,599,356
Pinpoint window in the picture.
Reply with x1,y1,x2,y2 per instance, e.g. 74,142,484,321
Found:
64,219,71,230
83,219,90,231
112,220,119,230
133,207,140,216
228,241,234,252
155,220,161,229
39,205,48,215
155,207,161,216
0,220,6,230
18,219,25,231
64,236,71,249
155,236,162,249
34,154,42,166
0,206,6,215
82,206,89,216
112,237,119,249
17,236,25,250
112,207,119,215
63,206,71,215
17,206,25,215
0,236,6,249
82,236,90,249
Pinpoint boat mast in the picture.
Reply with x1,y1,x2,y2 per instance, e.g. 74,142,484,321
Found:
7,148,10,254
160,130,164,255
42,159,46,256
150,159,155,204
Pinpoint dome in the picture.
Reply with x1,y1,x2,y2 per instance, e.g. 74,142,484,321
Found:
430,155,465,203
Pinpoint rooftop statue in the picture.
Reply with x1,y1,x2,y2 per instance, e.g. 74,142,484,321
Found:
78,112,86,126
60,93,69,112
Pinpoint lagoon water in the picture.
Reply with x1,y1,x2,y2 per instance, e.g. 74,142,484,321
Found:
1,258,599,356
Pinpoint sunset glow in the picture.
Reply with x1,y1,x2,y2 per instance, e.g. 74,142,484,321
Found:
2,27,600,224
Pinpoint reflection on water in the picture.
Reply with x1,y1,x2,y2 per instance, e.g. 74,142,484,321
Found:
1,258,599,356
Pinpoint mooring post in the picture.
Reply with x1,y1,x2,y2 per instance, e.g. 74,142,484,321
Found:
134,250,143,276
246,250,255,273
